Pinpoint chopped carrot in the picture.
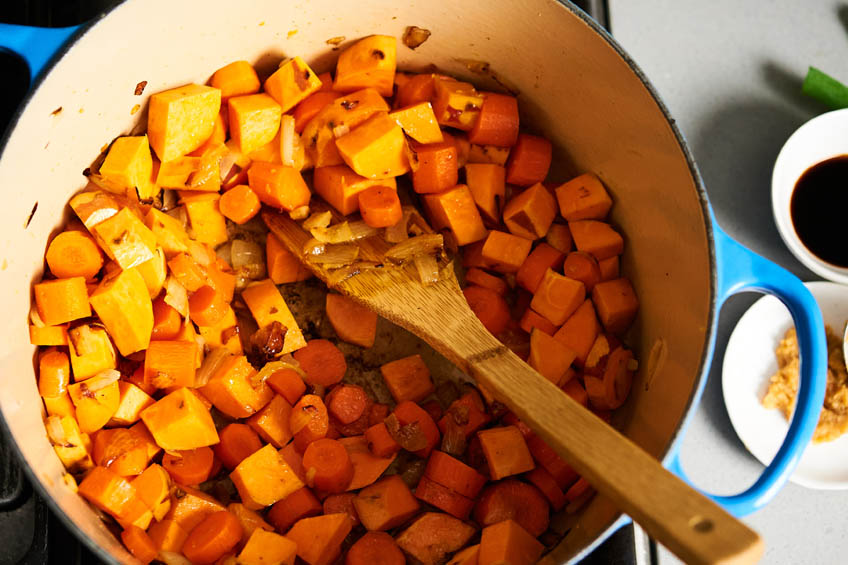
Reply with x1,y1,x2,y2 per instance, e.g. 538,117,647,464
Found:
293,91,338,133
247,162,311,211
410,140,458,194
473,479,550,537
365,422,401,457
515,242,566,293
369,403,391,426
478,519,544,565
415,475,475,519
46,230,103,280
247,394,294,448
530,269,585,326
525,435,579,489
34,277,91,326
91,428,149,477
151,296,182,340
162,447,215,486
327,384,369,425
561,378,589,409
546,222,573,254
38,348,70,398
585,346,634,410
503,182,557,240
465,163,505,224
528,328,576,385
352,475,420,531
465,268,508,296
286,512,353,565
463,285,510,336
303,438,354,493
293,339,347,387
338,435,397,490
313,165,397,216
518,308,558,336
555,173,613,221
395,512,477,565
396,74,436,108
144,340,197,388
120,525,157,564
345,531,404,565
477,426,535,480
78,466,138,522
598,255,619,281
189,284,228,327
323,492,360,527
438,392,491,438
266,368,307,405
267,486,322,532
218,184,261,224
569,220,623,260
147,519,188,554
468,93,519,147
167,252,207,292
592,277,639,334
563,251,601,292
325,293,377,348
505,134,552,186
182,510,243,564
290,394,330,452
227,502,273,544
358,185,402,228
266,231,311,285
565,477,592,502
479,231,532,274
214,423,262,470
424,451,487,498
29,324,69,347
554,299,600,367
421,184,489,246
525,466,567,511
380,354,434,404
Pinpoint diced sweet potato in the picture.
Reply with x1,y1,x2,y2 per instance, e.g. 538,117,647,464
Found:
109,381,154,426
211,60,260,101
140,387,219,451
286,512,353,565
528,328,576,385
432,79,483,131
230,444,304,510
92,207,157,270
68,378,120,434
465,163,506,223
336,112,409,179
184,195,229,247
503,183,557,240
238,529,297,565
592,277,639,334
148,83,222,161
313,165,396,216
247,394,293,448
554,299,600,367
353,475,419,531
422,184,488,246
569,220,623,260
164,484,225,532
34,277,91,326
555,173,613,221
229,93,283,154
248,162,311,212
530,269,585,325
99,135,156,200
477,426,535,480
395,512,476,565
479,231,532,273
334,36,397,97
201,354,273,419
144,340,197,389
380,354,434,404
265,56,323,112
478,519,544,565
390,102,443,144
67,323,117,380
90,268,153,356
241,278,306,354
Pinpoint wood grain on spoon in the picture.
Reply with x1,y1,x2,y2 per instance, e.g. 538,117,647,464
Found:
262,207,763,565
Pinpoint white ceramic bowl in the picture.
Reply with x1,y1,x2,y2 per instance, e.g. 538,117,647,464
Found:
772,108,848,283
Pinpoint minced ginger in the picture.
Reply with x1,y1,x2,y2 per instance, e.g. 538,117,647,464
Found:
763,326,848,443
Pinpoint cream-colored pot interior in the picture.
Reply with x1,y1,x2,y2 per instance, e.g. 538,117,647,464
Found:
0,0,713,562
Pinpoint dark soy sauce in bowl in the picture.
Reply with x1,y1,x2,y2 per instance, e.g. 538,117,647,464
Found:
790,155,848,267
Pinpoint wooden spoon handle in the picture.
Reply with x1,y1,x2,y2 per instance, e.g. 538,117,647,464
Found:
461,325,763,565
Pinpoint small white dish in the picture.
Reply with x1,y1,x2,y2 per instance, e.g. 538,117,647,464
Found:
723,281,848,490
772,108,848,284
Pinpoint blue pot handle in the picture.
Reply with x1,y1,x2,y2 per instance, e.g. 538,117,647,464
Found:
668,223,827,516
0,23,81,86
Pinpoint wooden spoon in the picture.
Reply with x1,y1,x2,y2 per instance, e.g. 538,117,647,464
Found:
262,207,763,565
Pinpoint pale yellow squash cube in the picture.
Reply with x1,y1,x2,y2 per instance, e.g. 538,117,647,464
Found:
144,208,190,257
89,268,153,356
336,112,410,179
334,35,397,97
68,377,120,434
238,529,297,565
134,247,167,299
197,306,242,354
228,93,282,154
247,394,292,448
92,207,157,270
264,56,323,113
131,463,172,522
99,135,157,200
148,84,222,162
68,324,117,380
140,388,219,451
230,444,304,510
389,102,444,144
155,155,201,189
183,194,228,247
108,381,155,426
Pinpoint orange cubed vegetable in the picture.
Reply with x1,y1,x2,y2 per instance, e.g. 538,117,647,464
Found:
43,393,76,419
389,102,443,144
134,247,167,299
147,519,189,554
598,255,619,281
365,422,400,458
238,529,297,565
197,306,242,355
230,444,305,510
515,242,566,294
468,144,510,166
140,387,219,451
326,293,377,348
68,376,120,434
78,466,139,521
293,91,338,133
313,165,397,216
267,368,307,405
287,513,352,565
34,277,91,326
352,474,419,531
380,354,434,404
38,348,70,398
424,450,487,499
145,207,191,257
529,328,576,385
46,415,92,472
241,279,306,354
229,93,282,154
164,484,226,532
530,269,585,325
120,525,158,564
391,401,441,458
155,155,200,189
90,268,153,356
432,78,483,131
411,140,458,194
359,185,402,228
109,381,155,426
569,220,623,260
148,84,222,161
478,519,544,565
211,60,260,101
266,486,322,532
395,512,476,565
592,277,639,334
99,135,157,200
30,324,69,346
503,182,557,240
546,222,573,254
184,195,229,247
562,250,601,293
422,184,488,246
67,323,117,380
554,299,600,367
248,394,293,448
265,56,323,113
132,463,172,521
465,163,505,223
227,502,273,545
247,162,311,212
335,112,409,179
144,340,197,389
339,435,397,491
469,93,520,147
334,35,397,97
414,475,474,519
556,172,613,221
68,189,120,230
215,423,263,471
396,73,436,108
181,510,243,564
219,184,261,224
479,230,532,273
447,545,480,565
201,354,273,419
505,133,551,186
92,427,150,477
477,426,535,480
92,207,157,270
189,284,228,327
267,232,312,284
46,230,103,280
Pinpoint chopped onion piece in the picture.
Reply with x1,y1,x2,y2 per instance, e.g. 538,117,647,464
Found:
158,552,193,565
384,209,411,243
195,347,232,387
164,276,189,318
45,416,68,446
309,244,360,266
188,240,213,267
332,123,351,139
302,210,332,231
414,254,440,285
86,369,121,391
166,205,189,230
251,359,307,389
384,233,444,263
281,115,296,166
310,220,377,244
161,189,177,212
627,358,639,372
303,238,326,256
231,239,264,270
327,261,379,285
289,205,310,221
29,305,45,328
216,242,232,267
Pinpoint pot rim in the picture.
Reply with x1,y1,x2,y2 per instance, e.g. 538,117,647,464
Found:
0,0,718,562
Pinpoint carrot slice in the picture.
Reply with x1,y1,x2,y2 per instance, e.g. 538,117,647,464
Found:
162,447,215,486
563,251,601,292
327,384,369,425
358,185,402,228
525,466,567,511
120,525,157,564
38,348,70,398
325,293,377,348
213,423,263,470
346,531,404,565
293,339,347,387
365,422,401,457
290,394,330,452
414,475,474,519
266,367,307,405
182,510,242,564
219,184,261,224
468,93,519,147
46,230,103,280
473,479,550,537
267,486,322,532
423,451,487,498
505,133,552,186
463,285,510,335
302,438,354,493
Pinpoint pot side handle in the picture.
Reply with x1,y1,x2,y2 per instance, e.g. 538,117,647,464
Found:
669,224,827,517
0,23,82,86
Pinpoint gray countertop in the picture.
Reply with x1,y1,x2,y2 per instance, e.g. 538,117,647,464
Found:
609,1,847,563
